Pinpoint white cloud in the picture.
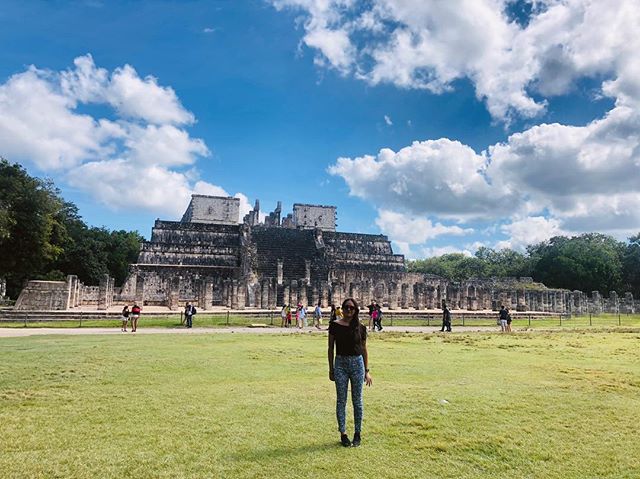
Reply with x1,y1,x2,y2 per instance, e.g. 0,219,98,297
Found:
0,55,245,220
203,27,216,33
383,114,392,126
495,216,564,251
272,0,640,122
328,138,519,220
375,209,472,244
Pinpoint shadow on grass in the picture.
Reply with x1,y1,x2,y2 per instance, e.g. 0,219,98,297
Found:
227,439,340,462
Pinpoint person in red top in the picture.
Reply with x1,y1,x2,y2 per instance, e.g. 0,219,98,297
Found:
131,303,141,332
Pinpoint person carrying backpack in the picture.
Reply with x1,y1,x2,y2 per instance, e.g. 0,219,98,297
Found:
185,302,197,328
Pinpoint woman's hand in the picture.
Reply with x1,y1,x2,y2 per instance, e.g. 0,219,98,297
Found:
365,372,372,387
329,370,335,382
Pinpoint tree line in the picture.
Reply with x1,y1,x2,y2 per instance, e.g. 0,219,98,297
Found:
408,233,640,297
0,159,143,299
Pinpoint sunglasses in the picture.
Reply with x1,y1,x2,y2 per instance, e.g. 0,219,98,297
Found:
343,305,356,311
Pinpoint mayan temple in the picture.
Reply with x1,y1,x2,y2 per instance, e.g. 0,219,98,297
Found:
119,194,419,310
14,194,636,314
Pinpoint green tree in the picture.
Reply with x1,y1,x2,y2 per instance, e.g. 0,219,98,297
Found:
622,233,640,297
527,233,625,294
408,253,486,281
0,159,67,297
474,247,533,278
0,159,142,298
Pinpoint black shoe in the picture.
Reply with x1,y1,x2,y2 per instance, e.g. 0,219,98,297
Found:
352,432,361,447
340,434,351,447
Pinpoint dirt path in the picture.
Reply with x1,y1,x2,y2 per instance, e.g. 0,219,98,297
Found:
0,325,503,338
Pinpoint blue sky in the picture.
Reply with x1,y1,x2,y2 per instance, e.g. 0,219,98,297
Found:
1,1,638,258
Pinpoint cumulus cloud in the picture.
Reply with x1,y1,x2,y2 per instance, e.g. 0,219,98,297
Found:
0,55,246,219
495,216,564,251
383,114,392,126
61,55,195,125
272,0,640,122
329,138,519,220
375,209,472,244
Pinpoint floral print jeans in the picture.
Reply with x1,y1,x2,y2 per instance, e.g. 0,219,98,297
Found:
334,354,365,434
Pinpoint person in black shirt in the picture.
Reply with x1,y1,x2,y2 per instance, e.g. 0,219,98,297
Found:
441,303,452,332
328,298,373,447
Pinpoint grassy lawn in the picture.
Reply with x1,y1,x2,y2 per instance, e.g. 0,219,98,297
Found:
3,313,640,330
1,330,639,478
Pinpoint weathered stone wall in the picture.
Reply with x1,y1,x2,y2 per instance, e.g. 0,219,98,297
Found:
292,204,336,231
15,280,71,310
180,195,240,225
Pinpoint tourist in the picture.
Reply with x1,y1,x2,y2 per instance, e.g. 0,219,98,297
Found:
314,302,322,329
299,304,307,328
506,307,512,332
131,303,141,332
367,300,376,331
499,305,508,332
335,305,343,320
330,304,337,322
440,303,452,332
121,305,130,332
184,302,196,328
281,304,288,328
286,304,292,327
328,298,373,447
373,304,383,331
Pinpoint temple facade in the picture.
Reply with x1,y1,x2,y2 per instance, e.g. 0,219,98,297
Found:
13,195,637,313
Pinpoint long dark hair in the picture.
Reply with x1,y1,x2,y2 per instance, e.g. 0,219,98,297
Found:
342,298,362,344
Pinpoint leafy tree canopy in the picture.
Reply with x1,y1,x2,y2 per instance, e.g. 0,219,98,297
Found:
0,159,143,298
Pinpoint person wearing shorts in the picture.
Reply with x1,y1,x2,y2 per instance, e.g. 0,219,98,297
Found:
131,303,141,332
121,305,130,332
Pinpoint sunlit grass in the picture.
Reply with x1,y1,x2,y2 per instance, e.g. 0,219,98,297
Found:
1,330,639,478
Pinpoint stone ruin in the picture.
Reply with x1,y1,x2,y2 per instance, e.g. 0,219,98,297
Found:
11,195,639,313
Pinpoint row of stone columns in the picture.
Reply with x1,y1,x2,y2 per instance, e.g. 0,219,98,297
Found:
97,274,115,310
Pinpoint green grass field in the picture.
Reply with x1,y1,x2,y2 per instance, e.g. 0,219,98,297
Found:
3,313,640,330
1,330,639,478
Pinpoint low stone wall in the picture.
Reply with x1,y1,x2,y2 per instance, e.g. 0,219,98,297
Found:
15,280,71,310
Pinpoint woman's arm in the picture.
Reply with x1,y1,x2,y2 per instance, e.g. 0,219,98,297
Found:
328,333,335,381
362,340,373,386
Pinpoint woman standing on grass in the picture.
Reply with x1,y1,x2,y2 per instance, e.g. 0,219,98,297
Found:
131,303,141,332
328,298,373,447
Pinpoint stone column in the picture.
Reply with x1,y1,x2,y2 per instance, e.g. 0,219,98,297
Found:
400,284,409,309
168,276,180,310
388,282,398,310
311,285,320,308
268,279,277,309
97,274,109,310
277,259,284,286
299,282,308,307
237,281,246,310
66,275,77,310
260,279,269,309
202,279,214,310
304,260,311,284
591,291,603,314
231,280,239,309
222,280,230,308
332,282,343,306
623,292,634,313
291,280,299,306
320,281,329,307
283,282,290,306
